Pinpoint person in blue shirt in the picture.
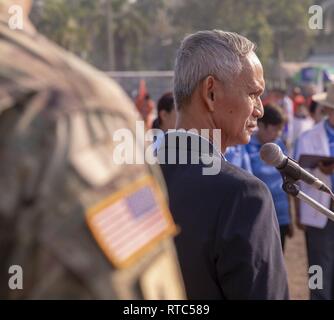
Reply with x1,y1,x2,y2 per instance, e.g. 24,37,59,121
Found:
225,145,253,173
246,104,294,250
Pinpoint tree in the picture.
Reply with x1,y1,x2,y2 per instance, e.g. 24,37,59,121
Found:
32,0,101,60
170,0,314,66
32,0,165,70
266,0,314,62
31,0,319,70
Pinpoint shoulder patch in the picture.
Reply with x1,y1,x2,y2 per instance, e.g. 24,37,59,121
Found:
86,175,177,268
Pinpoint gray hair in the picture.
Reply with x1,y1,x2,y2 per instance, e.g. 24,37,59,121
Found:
173,30,256,109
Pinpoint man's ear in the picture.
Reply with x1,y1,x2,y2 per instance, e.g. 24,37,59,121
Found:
201,75,215,112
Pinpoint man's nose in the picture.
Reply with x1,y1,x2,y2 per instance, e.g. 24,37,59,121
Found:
253,99,264,118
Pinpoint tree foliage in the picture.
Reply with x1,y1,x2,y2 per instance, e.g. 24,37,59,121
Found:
31,0,322,71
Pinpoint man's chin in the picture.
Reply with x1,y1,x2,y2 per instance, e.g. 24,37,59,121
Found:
239,134,251,145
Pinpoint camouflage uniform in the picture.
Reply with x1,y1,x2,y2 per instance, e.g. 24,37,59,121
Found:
0,15,184,299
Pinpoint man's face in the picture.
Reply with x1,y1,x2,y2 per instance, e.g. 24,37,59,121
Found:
212,52,265,147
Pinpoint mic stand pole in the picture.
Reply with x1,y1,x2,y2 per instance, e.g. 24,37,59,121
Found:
281,175,334,222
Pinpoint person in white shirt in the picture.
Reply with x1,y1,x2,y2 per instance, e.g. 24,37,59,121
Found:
294,82,334,300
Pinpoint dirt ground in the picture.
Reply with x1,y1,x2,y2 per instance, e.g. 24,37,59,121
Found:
284,227,310,300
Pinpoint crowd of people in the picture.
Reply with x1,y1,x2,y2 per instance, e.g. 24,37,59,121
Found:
135,74,334,300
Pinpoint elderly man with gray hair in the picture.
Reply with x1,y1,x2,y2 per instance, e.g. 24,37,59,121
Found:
158,30,289,299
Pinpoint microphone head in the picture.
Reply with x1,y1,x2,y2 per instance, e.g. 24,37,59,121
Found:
260,143,285,167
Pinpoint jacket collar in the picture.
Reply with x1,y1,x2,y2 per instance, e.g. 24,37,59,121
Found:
157,129,224,159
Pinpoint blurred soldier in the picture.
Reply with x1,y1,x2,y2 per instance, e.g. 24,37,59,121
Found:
0,0,184,299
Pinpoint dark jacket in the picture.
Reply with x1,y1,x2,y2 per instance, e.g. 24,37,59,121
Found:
158,131,289,299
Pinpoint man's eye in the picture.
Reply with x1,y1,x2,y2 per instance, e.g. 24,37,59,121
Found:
250,94,257,99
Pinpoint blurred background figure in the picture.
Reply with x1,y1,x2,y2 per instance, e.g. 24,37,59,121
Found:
135,79,155,129
291,104,314,149
309,99,325,125
152,92,176,131
291,87,306,114
294,82,334,300
303,84,317,110
0,0,184,300
152,92,176,156
246,104,293,250
270,89,294,152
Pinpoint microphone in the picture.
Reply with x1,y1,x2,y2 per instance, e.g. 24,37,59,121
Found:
260,143,332,195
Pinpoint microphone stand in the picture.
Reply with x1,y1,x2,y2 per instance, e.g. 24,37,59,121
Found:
281,174,334,222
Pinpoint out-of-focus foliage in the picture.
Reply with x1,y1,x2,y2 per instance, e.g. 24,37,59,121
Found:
31,0,329,71
31,0,101,60
31,0,164,69
171,0,315,67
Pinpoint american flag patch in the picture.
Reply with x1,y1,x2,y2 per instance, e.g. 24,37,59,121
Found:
86,176,176,268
